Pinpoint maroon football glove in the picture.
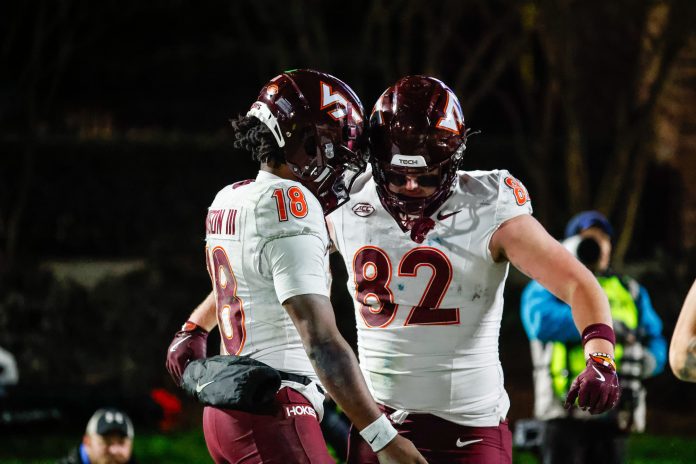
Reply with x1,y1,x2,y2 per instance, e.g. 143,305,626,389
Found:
564,353,621,415
166,321,209,386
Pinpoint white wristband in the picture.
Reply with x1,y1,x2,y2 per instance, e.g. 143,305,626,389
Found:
359,414,398,452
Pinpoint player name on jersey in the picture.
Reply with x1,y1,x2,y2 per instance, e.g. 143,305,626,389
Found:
206,208,238,236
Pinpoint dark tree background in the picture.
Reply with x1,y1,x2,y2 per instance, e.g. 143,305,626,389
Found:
1,0,695,443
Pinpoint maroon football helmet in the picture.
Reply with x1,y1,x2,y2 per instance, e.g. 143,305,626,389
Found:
369,76,467,235
247,69,367,214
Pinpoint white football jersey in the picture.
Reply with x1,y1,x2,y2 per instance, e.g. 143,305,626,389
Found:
205,170,331,381
327,168,533,426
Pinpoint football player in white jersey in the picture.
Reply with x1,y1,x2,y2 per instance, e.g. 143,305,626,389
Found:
326,76,621,463
165,70,426,464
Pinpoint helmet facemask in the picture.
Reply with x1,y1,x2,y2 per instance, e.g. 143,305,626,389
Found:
286,111,366,215
300,142,366,214
372,141,465,236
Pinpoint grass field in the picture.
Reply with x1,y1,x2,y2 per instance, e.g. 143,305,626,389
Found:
1,429,695,463
514,434,696,464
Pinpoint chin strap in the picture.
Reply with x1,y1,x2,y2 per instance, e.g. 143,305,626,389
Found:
409,217,436,243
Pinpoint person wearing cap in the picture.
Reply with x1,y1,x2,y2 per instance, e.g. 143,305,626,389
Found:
519,210,666,464
57,408,136,464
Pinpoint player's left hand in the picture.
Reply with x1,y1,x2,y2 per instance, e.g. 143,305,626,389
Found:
165,321,208,386
564,353,620,414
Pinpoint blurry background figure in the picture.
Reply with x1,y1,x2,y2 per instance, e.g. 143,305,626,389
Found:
670,279,696,382
0,346,18,397
57,408,136,464
148,388,182,432
518,211,667,464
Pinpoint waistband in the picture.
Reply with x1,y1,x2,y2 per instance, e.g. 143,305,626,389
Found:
278,370,325,394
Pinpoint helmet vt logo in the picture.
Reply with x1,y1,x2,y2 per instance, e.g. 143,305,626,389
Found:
320,82,362,122
435,91,464,134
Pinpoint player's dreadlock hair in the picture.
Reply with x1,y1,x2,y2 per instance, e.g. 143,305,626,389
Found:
229,115,285,167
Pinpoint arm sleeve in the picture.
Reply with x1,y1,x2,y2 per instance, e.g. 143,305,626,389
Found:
637,285,667,376
263,234,331,304
520,280,581,343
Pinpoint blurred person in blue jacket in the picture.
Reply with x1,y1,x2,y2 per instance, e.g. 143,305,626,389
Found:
520,211,666,464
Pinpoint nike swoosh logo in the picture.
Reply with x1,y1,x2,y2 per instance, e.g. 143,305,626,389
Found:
169,334,191,352
456,438,483,448
368,435,378,444
196,380,215,393
437,210,462,221
592,365,605,382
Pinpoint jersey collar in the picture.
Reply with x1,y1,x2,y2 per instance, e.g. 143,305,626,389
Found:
256,170,284,182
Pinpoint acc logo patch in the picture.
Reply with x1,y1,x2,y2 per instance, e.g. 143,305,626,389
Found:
352,203,375,217
504,176,529,206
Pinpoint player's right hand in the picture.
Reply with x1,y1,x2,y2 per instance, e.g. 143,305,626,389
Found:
376,435,428,464
165,321,208,386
